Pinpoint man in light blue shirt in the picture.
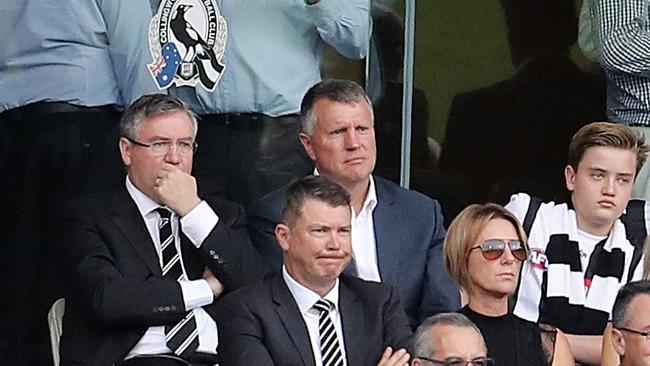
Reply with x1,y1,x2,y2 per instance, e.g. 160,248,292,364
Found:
151,0,372,207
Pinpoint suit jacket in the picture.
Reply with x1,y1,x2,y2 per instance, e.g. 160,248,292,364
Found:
215,272,413,366
247,176,460,327
56,186,263,365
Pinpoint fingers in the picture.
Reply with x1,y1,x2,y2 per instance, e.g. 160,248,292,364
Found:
153,163,199,215
160,162,180,172
377,347,410,366
203,266,224,297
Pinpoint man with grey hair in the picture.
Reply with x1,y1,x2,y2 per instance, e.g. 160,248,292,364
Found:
248,79,460,328
610,280,650,366
57,94,263,365
412,313,492,366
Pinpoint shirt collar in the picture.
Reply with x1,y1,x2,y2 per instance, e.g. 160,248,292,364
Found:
360,175,377,215
282,266,340,315
125,176,164,218
313,169,377,215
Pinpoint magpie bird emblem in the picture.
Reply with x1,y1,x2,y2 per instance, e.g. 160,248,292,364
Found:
148,0,227,91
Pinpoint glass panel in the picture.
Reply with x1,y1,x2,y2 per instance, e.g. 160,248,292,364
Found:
410,0,606,222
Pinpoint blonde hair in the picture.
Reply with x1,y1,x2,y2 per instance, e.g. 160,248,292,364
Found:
444,203,529,291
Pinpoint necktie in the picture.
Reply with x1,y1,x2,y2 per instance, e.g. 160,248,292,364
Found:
156,207,199,358
313,299,344,366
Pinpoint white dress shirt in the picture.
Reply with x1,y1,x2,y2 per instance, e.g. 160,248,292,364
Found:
350,175,381,282
314,170,381,281
282,266,347,366
124,177,220,357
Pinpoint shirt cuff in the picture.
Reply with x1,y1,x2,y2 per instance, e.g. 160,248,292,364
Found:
179,279,214,310
180,200,219,248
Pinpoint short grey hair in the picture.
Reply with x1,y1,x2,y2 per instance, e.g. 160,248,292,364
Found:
413,313,485,360
612,280,650,329
119,93,198,139
299,79,373,135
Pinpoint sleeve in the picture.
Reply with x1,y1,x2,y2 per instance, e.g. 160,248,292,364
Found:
180,200,219,247
179,279,214,310
594,0,650,75
57,202,189,328
193,200,266,291
246,198,284,275
97,0,161,104
215,293,277,365
304,0,371,59
382,286,415,353
418,200,461,320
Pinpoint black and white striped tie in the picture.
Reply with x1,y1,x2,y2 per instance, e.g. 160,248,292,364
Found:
313,299,344,366
156,207,199,358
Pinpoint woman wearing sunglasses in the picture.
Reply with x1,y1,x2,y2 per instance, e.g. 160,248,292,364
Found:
444,203,574,366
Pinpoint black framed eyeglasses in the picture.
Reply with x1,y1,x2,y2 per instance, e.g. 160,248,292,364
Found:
618,327,650,342
125,136,197,156
470,239,528,261
416,356,494,366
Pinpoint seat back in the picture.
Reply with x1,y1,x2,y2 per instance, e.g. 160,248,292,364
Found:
47,298,65,366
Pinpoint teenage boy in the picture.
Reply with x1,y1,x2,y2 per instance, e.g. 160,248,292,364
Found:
506,122,650,365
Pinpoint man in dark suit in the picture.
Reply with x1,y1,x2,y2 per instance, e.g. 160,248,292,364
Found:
57,94,263,365
438,0,606,207
248,80,460,327
216,176,413,366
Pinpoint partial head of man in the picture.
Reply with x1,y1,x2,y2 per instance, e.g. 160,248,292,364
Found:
564,122,648,236
611,280,650,366
118,94,199,211
412,313,491,366
299,79,376,191
275,175,352,297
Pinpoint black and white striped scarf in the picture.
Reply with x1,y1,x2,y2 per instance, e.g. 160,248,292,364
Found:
507,193,647,335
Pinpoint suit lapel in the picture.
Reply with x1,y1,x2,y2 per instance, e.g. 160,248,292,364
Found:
271,275,316,366
373,179,401,282
110,189,161,276
340,279,364,366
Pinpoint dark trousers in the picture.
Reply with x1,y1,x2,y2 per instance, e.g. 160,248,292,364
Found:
0,102,124,365
192,113,312,208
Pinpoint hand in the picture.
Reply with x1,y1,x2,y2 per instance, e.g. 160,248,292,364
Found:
154,163,201,216
377,347,410,366
203,267,224,298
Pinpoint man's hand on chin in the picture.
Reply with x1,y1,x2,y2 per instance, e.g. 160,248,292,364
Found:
154,163,201,216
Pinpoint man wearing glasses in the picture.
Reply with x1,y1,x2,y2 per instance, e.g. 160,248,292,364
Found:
506,122,650,365
412,313,492,366
610,280,650,366
57,94,263,365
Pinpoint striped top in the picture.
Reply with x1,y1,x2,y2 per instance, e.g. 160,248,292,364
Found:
506,193,648,335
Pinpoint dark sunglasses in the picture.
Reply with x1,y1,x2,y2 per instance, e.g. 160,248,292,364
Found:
469,239,528,261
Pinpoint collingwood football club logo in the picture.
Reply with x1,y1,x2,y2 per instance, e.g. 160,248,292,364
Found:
148,0,227,91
